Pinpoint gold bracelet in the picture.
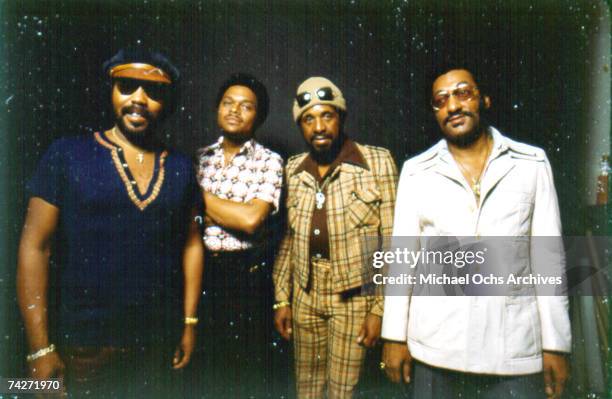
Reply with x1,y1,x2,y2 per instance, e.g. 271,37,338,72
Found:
272,301,290,310
184,316,199,325
26,344,56,362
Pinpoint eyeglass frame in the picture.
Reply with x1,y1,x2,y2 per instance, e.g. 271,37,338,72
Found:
431,83,480,111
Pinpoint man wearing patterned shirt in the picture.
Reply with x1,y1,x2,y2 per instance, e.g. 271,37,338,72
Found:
273,77,398,398
195,73,283,396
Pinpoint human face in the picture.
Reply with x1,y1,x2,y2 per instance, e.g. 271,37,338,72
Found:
112,78,166,135
217,85,258,139
299,104,341,154
432,69,490,146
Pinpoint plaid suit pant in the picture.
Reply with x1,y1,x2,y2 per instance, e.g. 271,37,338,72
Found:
293,258,369,398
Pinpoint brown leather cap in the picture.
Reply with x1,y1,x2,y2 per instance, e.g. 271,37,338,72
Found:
109,63,172,84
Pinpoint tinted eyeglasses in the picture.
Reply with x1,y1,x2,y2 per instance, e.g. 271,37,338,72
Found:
296,87,334,107
431,84,479,111
114,78,170,102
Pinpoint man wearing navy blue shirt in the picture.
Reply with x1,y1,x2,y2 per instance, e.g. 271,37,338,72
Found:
16,49,204,397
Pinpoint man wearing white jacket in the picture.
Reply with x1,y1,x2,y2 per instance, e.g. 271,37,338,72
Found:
381,67,571,399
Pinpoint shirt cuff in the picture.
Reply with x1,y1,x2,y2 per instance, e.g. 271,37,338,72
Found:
369,296,384,317
274,288,291,303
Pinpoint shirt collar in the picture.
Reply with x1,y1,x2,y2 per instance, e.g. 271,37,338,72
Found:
293,138,369,178
208,135,257,157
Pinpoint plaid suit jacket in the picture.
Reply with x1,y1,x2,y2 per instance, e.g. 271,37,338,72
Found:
273,142,397,315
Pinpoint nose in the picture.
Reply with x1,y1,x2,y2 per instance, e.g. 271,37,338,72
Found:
314,117,325,133
446,94,461,113
130,86,148,105
230,102,240,114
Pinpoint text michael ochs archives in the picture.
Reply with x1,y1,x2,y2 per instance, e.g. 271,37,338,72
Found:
370,248,563,287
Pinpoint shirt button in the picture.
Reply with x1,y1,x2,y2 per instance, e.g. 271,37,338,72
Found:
314,229,320,236
315,253,322,259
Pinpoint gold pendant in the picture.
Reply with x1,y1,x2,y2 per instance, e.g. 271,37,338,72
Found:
137,153,144,164
472,181,481,197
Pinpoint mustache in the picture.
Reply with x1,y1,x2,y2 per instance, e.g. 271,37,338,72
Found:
444,111,475,125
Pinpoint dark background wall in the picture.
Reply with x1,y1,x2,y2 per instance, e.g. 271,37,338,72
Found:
0,0,608,390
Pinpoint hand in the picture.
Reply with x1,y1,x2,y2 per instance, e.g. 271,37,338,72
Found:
543,351,569,399
356,313,381,347
172,325,196,369
29,351,65,379
274,306,292,340
382,341,412,384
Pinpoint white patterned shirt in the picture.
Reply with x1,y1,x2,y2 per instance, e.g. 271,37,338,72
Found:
196,136,284,251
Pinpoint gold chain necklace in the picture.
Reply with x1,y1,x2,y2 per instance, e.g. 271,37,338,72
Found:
454,138,492,198
111,127,146,164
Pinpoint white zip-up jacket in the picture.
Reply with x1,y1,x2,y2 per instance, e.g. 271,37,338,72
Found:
381,127,571,375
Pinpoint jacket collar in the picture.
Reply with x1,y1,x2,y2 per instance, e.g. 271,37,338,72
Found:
292,138,369,180
433,126,506,161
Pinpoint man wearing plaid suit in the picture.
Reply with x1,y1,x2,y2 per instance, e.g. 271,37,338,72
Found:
273,77,398,398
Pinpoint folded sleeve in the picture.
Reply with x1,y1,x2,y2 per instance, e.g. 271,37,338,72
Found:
252,152,284,214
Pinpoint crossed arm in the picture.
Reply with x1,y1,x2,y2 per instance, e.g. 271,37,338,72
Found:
203,192,272,235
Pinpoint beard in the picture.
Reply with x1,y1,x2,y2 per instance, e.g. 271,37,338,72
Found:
309,133,344,165
221,130,253,145
115,116,160,150
443,125,483,147
442,112,489,148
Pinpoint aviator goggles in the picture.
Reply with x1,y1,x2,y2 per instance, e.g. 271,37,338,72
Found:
296,86,335,107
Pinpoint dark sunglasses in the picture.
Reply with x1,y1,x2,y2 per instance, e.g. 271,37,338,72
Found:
114,78,170,102
296,86,334,107
431,85,480,111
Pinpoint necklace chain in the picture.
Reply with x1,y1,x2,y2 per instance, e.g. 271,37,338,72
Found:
111,127,146,164
453,138,492,198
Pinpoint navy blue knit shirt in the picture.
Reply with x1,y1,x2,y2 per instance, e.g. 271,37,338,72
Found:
27,132,201,347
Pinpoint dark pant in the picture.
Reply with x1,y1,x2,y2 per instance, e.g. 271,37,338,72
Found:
61,345,185,398
191,250,289,398
405,360,545,399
